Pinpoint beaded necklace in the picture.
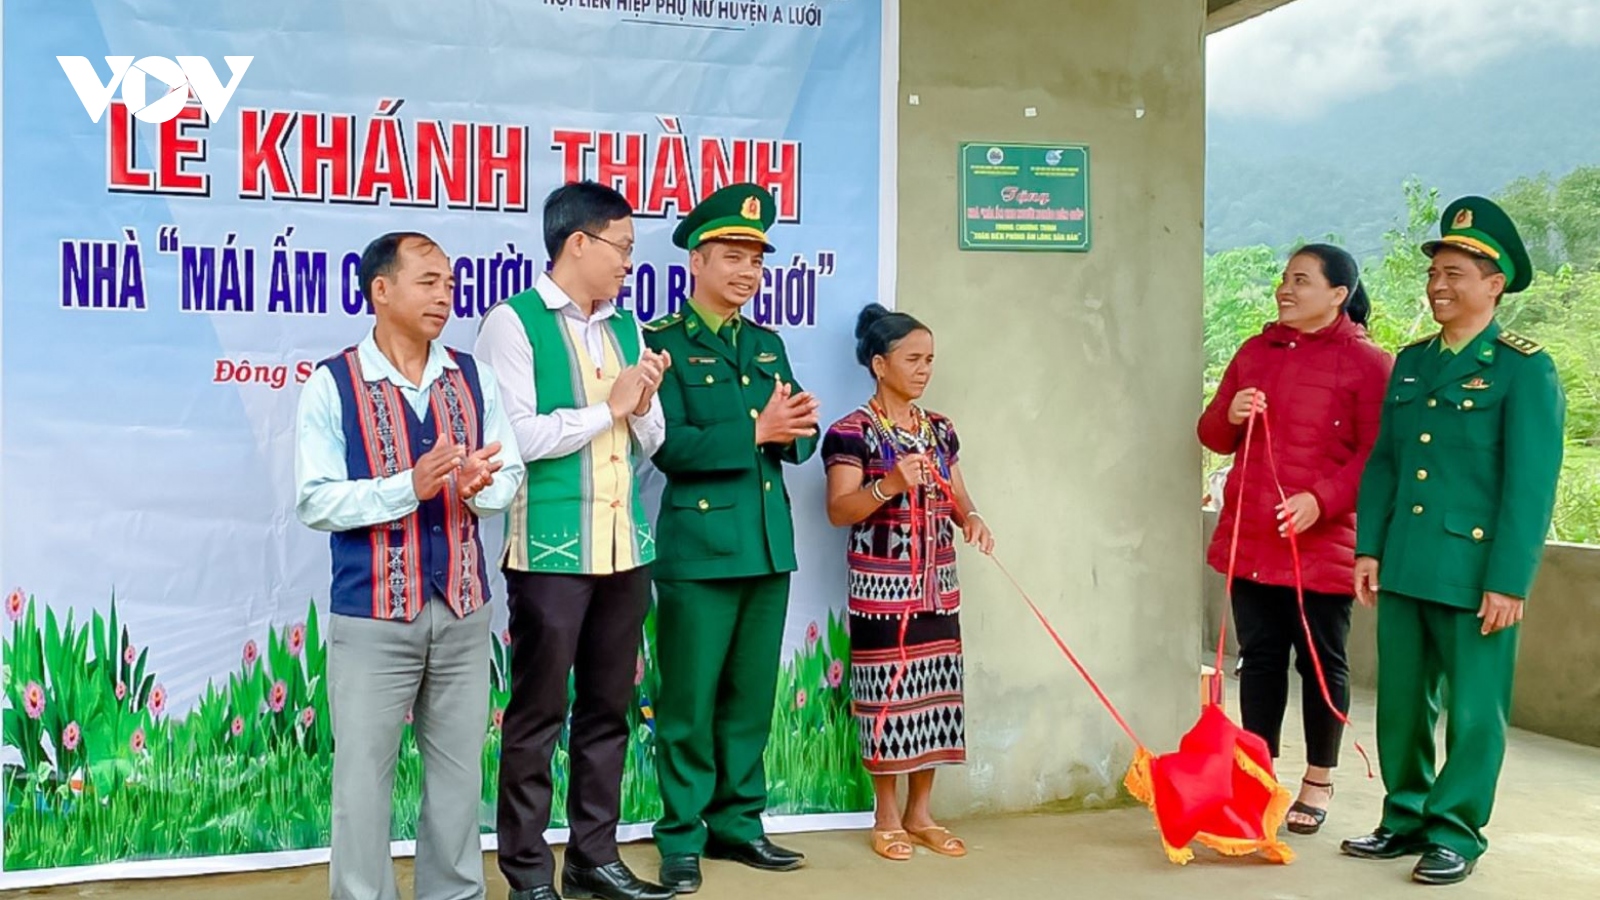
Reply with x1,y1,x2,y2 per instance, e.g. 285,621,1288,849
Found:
864,396,950,480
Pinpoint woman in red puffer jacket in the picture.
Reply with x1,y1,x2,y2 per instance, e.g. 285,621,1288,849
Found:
1198,243,1393,836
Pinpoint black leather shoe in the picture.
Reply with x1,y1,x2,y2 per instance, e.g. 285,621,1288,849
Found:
1412,846,1476,885
509,886,562,900
1340,828,1427,860
704,836,805,871
560,861,675,900
659,854,701,894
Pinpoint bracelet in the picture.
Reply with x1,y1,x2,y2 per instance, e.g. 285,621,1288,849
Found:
869,480,891,503
965,511,984,522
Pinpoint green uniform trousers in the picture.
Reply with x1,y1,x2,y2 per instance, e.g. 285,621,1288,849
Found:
652,573,791,856
1377,590,1520,859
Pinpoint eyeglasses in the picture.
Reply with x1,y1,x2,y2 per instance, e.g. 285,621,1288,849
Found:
582,231,635,261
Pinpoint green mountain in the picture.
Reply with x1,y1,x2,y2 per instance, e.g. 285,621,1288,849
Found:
1205,43,1600,255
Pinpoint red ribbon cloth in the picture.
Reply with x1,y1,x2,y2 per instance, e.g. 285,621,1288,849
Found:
995,555,1293,864
984,405,1370,864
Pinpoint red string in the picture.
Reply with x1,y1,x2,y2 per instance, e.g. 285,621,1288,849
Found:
870,454,1006,764
868,484,924,765
932,405,1367,787
990,556,1147,751
1214,405,1258,706
1228,406,1382,778
868,610,916,766
870,463,1151,756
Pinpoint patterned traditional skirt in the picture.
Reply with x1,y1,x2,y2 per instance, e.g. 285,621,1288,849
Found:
849,609,966,775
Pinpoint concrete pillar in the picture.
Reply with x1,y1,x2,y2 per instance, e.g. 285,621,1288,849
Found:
894,0,1208,815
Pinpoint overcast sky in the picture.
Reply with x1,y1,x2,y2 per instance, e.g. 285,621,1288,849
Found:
1208,0,1600,120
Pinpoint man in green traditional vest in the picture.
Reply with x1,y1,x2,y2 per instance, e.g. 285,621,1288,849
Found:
644,183,821,894
1341,196,1565,886
475,181,675,900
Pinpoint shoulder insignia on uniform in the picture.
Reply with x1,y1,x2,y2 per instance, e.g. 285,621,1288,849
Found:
1497,330,1543,355
644,312,682,332
1402,332,1440,349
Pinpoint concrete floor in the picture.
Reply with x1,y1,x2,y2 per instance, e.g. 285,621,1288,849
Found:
14,688,1600,900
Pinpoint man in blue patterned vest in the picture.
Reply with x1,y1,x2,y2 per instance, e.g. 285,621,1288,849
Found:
296,231,524,900
474,182,674,900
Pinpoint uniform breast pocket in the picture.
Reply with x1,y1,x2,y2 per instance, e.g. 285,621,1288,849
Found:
682,368,739,423
667,492,739,558
1389,379,1423,408
749,361,785,398
1439,383,1507,446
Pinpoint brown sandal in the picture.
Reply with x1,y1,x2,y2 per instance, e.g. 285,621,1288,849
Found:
872,829,914,861
907,825,967,857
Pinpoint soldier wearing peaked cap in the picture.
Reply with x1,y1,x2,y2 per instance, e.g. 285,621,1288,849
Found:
643,184,821,893
1341,196,1565,885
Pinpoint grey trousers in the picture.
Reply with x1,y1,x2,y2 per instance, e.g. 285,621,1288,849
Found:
329,601,491,900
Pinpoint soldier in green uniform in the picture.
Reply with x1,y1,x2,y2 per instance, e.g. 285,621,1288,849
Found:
1341,197,1565,885
644,184,821,894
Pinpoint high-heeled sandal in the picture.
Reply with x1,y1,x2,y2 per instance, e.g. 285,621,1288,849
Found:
1286,778,1334,835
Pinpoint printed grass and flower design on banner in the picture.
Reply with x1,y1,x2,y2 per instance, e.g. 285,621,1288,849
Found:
2,588,869,871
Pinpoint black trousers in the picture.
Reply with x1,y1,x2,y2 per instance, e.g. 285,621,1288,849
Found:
1230,578,1353,769
497,566,651,889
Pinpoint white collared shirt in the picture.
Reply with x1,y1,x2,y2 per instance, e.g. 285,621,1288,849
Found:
473,272,666,463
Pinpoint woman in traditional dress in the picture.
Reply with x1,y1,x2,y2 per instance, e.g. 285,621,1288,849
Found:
823,304,994,862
